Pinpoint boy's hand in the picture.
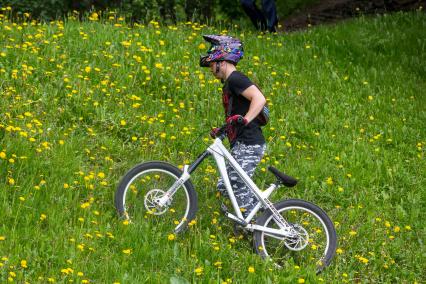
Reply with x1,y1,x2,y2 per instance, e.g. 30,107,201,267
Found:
226,115,248,125
210,127,220,138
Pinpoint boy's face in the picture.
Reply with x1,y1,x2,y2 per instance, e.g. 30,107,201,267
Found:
209,61,222,79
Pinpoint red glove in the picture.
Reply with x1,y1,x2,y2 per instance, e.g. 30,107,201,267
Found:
210,127,220,138
226,115,248,126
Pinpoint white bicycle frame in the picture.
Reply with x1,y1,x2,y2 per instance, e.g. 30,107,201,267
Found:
157,137,298,239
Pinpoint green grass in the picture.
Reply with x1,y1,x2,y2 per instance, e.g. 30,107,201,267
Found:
0,8,425,283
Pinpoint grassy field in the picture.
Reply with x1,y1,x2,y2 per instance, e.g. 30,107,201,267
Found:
0,7,425,283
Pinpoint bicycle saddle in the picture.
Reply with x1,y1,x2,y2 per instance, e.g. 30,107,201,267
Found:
268,166,298,187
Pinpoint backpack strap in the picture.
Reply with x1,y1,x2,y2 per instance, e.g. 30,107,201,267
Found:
227,93,233,118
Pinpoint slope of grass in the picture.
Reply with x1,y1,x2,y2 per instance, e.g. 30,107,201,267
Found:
0,9,425,283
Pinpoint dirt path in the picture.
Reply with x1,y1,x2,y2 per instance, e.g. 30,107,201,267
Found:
280,0,425,31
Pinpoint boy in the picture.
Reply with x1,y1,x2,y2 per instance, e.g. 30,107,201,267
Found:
200,35,267,218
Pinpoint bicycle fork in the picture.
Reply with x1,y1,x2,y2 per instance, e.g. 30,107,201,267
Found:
155,165,191,208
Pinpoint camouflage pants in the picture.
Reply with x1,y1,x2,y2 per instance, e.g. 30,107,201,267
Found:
217,142,266,217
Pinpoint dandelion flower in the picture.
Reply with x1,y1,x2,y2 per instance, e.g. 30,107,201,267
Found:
168,234,175,241
122,249,132,255
194,267,203,276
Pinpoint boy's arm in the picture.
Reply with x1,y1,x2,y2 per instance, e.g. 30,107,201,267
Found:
241,85,266,123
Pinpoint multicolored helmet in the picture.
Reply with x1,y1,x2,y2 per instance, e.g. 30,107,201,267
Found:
200,35,244,67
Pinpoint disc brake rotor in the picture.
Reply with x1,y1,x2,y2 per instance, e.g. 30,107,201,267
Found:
284,224,309,251
144,189,170,215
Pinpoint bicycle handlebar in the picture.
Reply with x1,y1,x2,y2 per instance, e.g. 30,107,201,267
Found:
213,118,246,140
214,124,228,140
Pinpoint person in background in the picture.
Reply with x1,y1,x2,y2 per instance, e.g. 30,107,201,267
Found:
240,0,278,32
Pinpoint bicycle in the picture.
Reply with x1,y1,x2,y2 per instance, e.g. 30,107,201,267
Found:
115,123,337,272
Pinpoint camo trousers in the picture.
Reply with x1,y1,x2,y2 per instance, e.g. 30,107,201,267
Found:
217,142,266,217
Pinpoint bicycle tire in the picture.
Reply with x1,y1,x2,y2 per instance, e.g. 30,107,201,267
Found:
115,161,198,233
253,199,337,273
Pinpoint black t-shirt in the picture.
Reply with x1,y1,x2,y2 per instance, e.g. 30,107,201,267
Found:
222,71,265,146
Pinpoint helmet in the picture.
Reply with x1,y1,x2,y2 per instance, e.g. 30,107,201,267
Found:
200,35,244,67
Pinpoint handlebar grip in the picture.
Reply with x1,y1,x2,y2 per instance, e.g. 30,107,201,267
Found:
237,116,245,124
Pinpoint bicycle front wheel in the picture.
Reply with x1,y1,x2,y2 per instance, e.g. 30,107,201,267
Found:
253,199,337,273
115,161,198,233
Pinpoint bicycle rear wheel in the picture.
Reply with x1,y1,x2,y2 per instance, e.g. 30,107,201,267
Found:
115,161,198,233
253,199,337,273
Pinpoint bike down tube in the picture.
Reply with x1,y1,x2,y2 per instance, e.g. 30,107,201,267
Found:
208,139,245,220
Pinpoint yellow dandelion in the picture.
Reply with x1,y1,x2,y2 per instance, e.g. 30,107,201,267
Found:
194,266,203,276
168,234,175,241
80,202,90,209
122,249,132,255
248,266,255,273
